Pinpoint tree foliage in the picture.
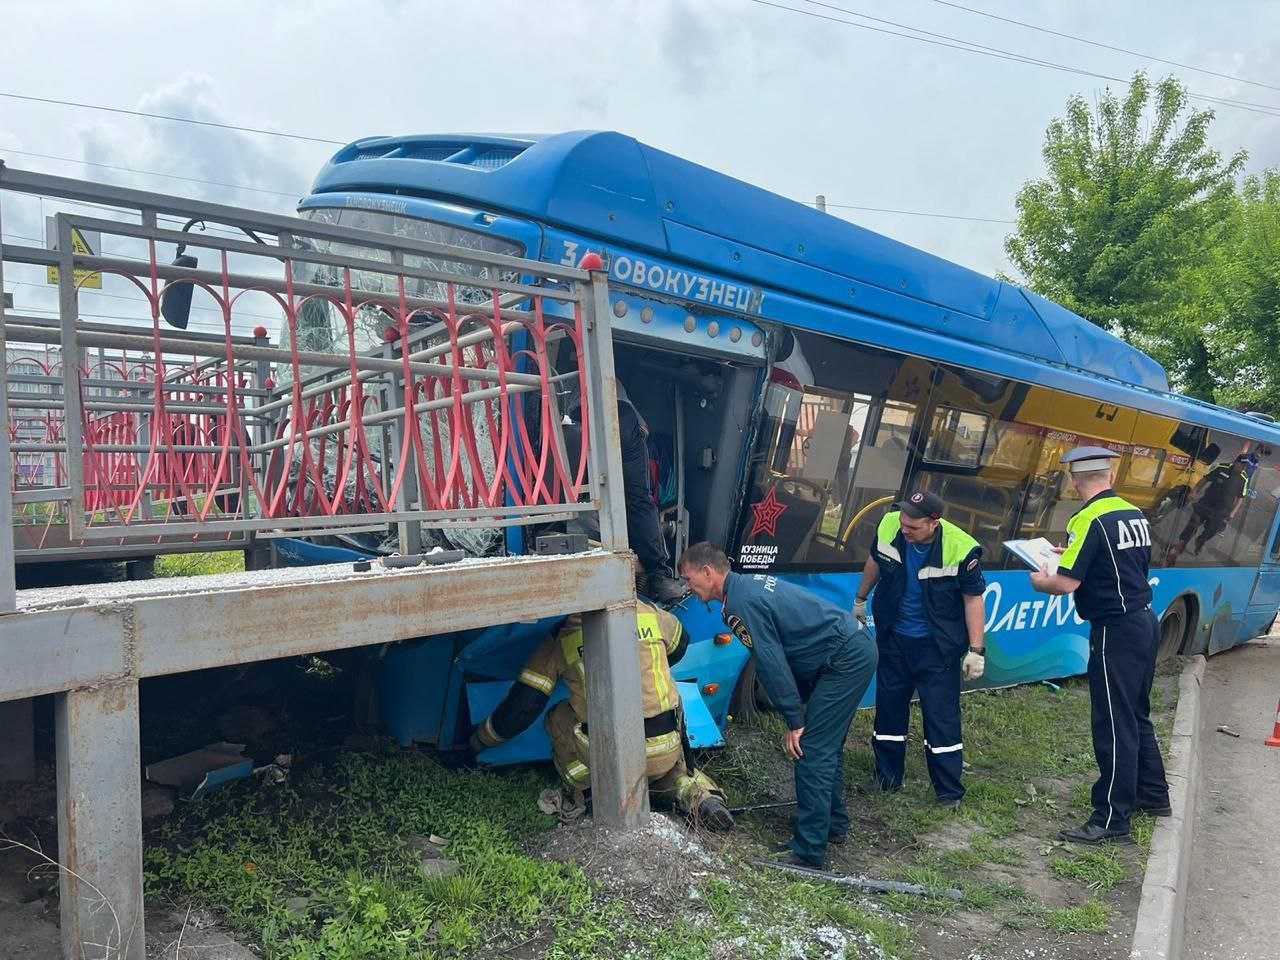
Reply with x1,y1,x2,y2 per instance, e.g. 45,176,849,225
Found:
1005,73,1246,399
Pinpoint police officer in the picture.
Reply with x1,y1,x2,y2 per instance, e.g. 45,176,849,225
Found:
1031,447,1170,844
678,542,878,869
470,599,734,830
856,490,987,809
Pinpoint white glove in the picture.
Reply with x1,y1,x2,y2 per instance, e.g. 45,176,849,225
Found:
962,650,985,681
853,598,867,625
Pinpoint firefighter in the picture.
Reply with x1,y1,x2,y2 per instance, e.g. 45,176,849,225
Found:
1031,446,1170,844
855,489,986,810
470,600,734,830
679,542,877,869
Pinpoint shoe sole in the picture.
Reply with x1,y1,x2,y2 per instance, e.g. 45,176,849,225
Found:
1058,831,1134,845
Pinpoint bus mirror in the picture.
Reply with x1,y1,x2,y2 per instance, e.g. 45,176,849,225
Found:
1198,443,1221,465
775,328,796,362
160,254,199,330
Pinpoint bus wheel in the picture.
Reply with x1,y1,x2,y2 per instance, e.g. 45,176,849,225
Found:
729,659,773,723
1157,600,1188,662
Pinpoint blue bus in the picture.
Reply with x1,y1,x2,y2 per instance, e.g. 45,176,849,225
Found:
294,131,1280,764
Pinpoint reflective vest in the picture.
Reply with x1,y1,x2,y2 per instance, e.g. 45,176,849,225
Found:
518,601,684,722
870,511,982,656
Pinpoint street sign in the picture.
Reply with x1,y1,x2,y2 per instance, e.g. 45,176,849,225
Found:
44,217,103,290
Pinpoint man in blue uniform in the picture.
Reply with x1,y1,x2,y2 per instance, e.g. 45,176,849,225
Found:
855,490,987,810
678,542,878,869
1031,447,1170,844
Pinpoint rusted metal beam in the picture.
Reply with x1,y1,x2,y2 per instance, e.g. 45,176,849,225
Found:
55,681,145,960
1,553,634,701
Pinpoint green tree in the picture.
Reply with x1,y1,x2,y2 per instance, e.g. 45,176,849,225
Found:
1005,73,1245,398
1206,171,1280,414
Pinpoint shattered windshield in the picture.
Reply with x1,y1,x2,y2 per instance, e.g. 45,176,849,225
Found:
285,207,525,362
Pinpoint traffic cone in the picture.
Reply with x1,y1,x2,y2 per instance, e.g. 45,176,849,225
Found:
1266,699,1280,748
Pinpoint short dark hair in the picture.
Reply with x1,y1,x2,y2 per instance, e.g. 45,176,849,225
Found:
678,542,730,574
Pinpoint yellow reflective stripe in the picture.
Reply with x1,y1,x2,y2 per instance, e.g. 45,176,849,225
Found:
644,730,682,757
563,760,591,786
573,723,589,748
518,669,555,695
481,716,505,745
939,519,980,566
1060,496,1133,569
637,611,674,712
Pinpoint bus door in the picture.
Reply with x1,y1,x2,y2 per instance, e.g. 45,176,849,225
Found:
1244,461,1280,639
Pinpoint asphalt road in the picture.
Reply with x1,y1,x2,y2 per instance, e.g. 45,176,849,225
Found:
1184,638,1280,960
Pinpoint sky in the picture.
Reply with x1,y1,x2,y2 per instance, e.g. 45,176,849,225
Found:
1,0,1278,332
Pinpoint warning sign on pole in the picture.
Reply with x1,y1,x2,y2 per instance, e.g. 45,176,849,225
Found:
44,217,103,290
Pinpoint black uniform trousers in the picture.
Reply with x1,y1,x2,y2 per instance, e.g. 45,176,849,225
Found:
873,629,965,802
790,632,878,866
617,402,668,577
1086,607,1169,833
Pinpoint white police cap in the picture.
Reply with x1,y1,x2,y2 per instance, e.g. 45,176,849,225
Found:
1061,445,1121,474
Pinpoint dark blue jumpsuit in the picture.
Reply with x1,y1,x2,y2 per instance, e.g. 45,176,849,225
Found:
869,514,984,803
721,572,878,867
1057,491,1170,833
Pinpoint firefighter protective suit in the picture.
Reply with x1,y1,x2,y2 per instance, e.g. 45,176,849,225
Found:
473,601,731,827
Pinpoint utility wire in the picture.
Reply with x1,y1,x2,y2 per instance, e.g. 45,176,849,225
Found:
922,0,1280,94
806,199,1015,223
0,147,304,199
0,91,345,146
753,0,1280,118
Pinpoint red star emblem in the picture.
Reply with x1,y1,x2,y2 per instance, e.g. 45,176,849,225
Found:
747,487,787,539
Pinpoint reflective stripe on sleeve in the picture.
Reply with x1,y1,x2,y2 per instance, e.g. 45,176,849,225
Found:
518,669,555,695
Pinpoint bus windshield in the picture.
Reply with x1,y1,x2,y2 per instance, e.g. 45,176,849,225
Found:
288,207,525,359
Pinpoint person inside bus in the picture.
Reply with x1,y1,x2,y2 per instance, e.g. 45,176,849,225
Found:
854,489,987,810
561,382,685,603
1165,452,1253,564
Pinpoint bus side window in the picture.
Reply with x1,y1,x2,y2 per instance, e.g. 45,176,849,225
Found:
731,332,927,572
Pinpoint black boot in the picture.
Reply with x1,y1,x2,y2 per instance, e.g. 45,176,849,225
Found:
1058,821,1133,845
695,796,735,832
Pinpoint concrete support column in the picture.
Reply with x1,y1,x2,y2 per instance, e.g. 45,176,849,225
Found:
581,601,649,829
55,681,144,960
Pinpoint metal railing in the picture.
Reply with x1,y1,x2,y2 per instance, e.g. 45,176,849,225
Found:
1,164,621,572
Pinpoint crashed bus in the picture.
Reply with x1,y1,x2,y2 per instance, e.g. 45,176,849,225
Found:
251,130,1280,767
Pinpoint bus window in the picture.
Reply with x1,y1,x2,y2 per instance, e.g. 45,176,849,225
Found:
1166,433,1275,568
732,333,928,572
925,408,991,467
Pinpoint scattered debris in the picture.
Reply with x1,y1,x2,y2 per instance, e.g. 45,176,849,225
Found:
145,742,253,798
404,835,458,879
728,799,798,815
141,784,176,820
754,858,964,900
1216,724,1241,738
537,787,587,823
284,896,311,919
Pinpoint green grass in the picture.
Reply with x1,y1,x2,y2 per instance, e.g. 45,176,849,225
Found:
145,748,918,960
155,550,246,578
1046,899,1111,933
1050,849,1127,891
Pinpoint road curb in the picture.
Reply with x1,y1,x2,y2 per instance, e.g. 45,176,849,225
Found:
1130,654,1205,960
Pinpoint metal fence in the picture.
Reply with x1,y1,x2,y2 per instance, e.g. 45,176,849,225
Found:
1,165,614,562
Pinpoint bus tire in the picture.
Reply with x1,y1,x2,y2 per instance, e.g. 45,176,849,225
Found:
1157,599,1189,662
730,658,773,723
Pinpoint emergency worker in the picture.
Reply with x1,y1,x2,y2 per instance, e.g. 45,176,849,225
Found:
1165,452,1253,564
563,382,684,603
679,542,877,869
856,490,986,809
470,600,734,830
1031,447,1171,844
